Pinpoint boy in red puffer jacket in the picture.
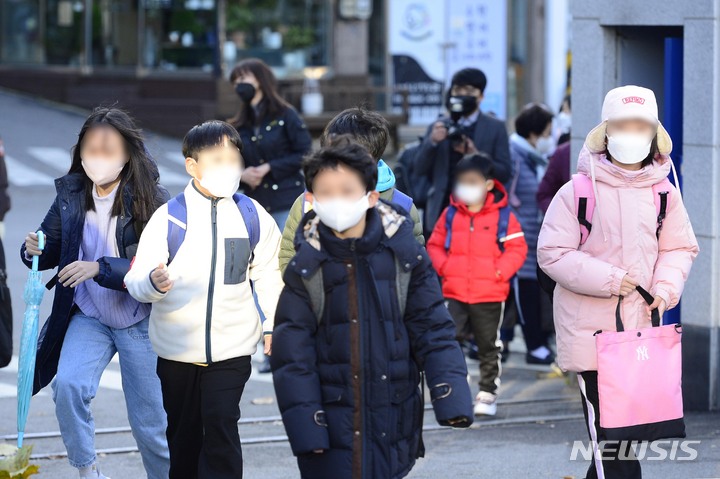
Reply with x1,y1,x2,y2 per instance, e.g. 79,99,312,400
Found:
428,153,528,416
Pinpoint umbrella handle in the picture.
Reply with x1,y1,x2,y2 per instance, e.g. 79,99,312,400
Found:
32,230,45,272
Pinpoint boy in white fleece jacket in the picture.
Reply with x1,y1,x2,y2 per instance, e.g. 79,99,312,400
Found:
124,120,283,479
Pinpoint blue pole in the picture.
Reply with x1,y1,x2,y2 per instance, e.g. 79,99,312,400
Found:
663,36,683,325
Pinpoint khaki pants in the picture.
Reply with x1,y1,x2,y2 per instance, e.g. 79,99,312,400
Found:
447,300,504,394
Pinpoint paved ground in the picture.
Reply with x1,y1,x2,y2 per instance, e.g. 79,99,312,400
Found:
0,88,718,478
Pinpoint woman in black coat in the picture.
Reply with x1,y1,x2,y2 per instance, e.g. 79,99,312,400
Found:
229,58,312,229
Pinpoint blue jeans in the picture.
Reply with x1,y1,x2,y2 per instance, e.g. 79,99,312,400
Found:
52,313,169,478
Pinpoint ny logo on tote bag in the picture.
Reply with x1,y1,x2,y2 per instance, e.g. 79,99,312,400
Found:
636,346,649,361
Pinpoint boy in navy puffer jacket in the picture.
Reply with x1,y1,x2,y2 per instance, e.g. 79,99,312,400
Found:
271,136,473,479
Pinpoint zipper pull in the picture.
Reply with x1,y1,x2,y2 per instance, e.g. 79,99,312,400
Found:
470,217,475,232
211,199,218,224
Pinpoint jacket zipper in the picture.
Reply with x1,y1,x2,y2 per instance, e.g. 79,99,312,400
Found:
230,240,236,279
469,215,475,297
205,198,219,363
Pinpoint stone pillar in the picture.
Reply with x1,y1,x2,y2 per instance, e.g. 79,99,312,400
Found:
332,19,369,76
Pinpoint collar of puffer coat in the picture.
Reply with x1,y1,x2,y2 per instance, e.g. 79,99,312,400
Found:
575,144,679,242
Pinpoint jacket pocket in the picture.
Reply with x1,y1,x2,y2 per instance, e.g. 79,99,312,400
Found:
391,380,422,443
391,380,417,404
224,238,251,285
321,384,344,404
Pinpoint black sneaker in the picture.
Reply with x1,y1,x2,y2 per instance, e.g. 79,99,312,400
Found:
500,341,510,363
460,340,480,360
467,341,480,361
525,351,555,365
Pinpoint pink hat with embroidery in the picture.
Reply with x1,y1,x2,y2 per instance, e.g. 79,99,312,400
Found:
585,85,673,155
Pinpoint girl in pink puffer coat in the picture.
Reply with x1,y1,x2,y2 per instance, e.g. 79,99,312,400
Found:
537,86,698,479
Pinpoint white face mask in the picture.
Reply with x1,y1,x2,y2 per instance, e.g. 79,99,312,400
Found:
556,112,572,134
535,135,556,156
198,165,242,198
82,157,126,186
607,134,652,165
313,193,370,233
454,183,486,206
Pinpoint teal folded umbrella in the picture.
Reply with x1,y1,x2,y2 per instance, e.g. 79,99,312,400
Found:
17,231,45,448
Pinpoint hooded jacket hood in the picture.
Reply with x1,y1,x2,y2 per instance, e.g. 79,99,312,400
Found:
576,145,672,188
575,145,678,242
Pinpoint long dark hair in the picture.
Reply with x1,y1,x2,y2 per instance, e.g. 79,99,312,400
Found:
68,107,161,224
228,58,290,128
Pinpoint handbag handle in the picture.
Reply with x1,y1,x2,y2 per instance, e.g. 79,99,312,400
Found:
615,285,661,332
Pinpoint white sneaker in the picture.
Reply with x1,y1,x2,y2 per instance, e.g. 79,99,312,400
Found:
79,464,111,479
474,391,497,416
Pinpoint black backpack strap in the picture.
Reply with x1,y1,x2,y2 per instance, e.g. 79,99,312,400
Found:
577,197,593,234
656,192,669,239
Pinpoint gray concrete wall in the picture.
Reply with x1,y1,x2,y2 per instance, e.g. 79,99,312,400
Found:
570,0,720,410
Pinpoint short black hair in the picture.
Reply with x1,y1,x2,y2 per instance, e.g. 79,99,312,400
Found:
182,120,243,159
319,107,390,160
455,152,495,180
515,104,554,139
303,134,378,193
451,68,488,93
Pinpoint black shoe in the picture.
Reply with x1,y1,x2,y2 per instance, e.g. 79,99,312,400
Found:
500,341,510,363
460,340,480,360
467,341,480,361
257,357,272,373
525,352,555,365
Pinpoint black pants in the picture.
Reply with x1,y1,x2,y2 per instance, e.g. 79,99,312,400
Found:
156,355,252,479
447,300,503,394
517,278,550,352
578,371,642,479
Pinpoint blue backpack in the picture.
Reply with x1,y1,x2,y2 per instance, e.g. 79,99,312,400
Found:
443,204,513,252
166,192,260,264
389,189,414,214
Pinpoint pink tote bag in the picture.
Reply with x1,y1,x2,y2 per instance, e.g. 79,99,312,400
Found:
594,286,685,441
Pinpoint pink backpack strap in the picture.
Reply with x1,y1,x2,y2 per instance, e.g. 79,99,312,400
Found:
571,174,595,245
652,178,673,238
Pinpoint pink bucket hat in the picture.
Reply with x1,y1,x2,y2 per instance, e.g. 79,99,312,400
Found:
585,85,673,155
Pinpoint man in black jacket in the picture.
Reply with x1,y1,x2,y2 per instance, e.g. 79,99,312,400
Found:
415,68,511,237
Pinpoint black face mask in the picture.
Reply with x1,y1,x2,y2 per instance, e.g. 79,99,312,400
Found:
446,95,479,122
234,82,256,103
